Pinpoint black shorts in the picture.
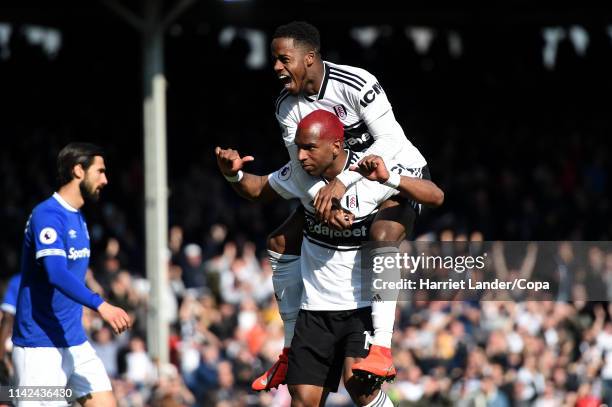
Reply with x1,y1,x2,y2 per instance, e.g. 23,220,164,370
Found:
286,307,373,392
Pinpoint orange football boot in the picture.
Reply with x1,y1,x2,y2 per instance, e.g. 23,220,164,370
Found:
352,345,396,382
251,347,289,391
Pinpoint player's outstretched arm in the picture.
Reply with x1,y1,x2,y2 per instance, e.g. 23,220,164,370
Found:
215,147,279,203
350,155,444,207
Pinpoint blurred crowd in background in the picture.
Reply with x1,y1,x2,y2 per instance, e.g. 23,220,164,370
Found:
5,232,612,406
1,13,612,406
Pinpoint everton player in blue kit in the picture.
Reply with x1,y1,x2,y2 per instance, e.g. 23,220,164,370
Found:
12,143,131,406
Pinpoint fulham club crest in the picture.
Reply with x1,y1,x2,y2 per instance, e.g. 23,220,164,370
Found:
345,194,359,210
333,104,347,120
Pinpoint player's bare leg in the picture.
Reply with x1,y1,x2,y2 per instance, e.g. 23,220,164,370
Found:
252,206,304,391
353,197,415,382
288,384,330,407
344,357,394,406
77,390,117,407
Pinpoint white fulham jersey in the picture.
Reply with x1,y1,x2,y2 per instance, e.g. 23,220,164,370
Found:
268,150,398,311
275,60,427,187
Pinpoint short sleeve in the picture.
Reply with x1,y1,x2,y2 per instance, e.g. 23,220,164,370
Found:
268,161,303,200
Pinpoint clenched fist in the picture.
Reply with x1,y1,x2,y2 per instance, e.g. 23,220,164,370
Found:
349,155,390,183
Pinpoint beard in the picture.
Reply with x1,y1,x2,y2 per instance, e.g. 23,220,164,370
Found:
80,178,101,203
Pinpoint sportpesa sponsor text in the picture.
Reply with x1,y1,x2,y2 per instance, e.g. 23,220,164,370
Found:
68,247,90,260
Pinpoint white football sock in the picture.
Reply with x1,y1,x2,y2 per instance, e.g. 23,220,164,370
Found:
269,250,302,348
363,390,394,407
370,246,400,348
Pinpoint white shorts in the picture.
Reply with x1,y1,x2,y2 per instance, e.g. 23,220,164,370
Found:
12,341,113,406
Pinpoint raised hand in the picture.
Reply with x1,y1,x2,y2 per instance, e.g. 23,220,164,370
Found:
215,146,255,176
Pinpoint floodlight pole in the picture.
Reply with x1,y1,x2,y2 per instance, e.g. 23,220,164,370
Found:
142,0,169,366
102,0,197,366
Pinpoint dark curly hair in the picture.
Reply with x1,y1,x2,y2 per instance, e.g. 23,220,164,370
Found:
273,21,321,54
57,142,105,187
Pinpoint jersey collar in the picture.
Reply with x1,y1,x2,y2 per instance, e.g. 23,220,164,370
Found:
344,149,358,171
313,62,331,101
53,192,78,212
320,149,354,184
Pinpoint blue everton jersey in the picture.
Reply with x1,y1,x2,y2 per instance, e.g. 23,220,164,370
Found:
13,193,94,347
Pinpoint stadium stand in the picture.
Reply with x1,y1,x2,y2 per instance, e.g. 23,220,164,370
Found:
0,13,611,406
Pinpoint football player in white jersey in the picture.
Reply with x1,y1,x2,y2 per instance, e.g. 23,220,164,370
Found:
252,21,434,390
216,110,443,406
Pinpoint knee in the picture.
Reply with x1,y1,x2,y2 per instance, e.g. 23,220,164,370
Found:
369,222,404,242
267,233,286,254
288,385,317,407
267,229,302,256
288,385,301,404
